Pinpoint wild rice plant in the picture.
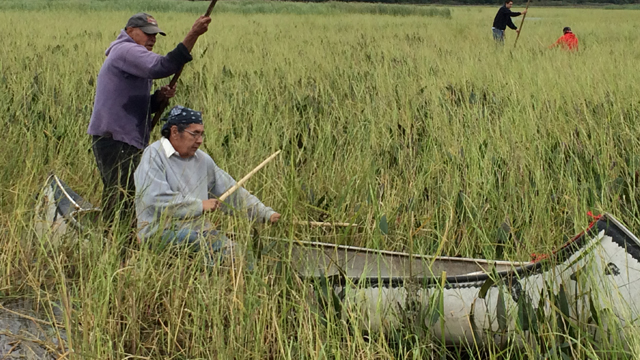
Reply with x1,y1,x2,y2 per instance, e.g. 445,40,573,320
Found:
0,2,639,358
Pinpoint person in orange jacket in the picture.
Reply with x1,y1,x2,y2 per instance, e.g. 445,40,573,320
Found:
550,27,578,51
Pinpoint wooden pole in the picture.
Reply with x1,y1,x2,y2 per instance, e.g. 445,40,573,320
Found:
292,220,359,228
203,0,218,17
219,151,281,202
151,0,218,128
513,0,531,48
290,219,431,234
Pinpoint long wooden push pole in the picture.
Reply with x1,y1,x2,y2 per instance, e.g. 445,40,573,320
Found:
151,0,218,128
513,0,531,48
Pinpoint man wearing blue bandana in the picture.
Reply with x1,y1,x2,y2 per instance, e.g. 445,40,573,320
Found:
134,106,280,260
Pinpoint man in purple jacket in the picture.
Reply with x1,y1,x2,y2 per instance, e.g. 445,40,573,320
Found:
87,12,211,225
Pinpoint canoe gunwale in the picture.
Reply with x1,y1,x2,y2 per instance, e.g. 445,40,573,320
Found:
290,239,522,267
296,213,640,289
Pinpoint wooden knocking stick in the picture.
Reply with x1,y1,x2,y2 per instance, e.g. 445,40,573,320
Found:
218,150,281,202
293,220,360,228
292,220,431,233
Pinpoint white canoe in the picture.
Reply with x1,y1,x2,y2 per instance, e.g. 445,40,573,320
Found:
284,214,640,345
36,174,640,345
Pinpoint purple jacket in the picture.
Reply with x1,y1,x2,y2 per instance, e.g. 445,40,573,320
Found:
87,30,192,149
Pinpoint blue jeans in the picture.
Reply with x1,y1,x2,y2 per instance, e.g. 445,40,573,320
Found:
492,28,504,43
158,228,242,266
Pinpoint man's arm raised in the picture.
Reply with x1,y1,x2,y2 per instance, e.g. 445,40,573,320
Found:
182,16,212,52
150,15,212,126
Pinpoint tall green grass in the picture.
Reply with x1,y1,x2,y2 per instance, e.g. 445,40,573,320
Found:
0,0,452,17
1,2,640,359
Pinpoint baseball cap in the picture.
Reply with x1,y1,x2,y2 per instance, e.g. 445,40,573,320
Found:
125,13,166,36
563,27,572,33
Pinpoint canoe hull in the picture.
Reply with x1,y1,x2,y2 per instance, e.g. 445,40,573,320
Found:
289,215,640,345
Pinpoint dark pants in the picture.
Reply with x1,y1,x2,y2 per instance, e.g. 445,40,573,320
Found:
92,136,142,226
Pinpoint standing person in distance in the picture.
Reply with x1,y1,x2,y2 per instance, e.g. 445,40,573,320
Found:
492,0,527,44
87,12,211,227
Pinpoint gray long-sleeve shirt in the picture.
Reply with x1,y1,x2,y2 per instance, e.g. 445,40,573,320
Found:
134,138,276,240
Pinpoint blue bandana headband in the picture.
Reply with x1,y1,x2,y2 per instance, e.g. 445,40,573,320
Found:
161,105,203,132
